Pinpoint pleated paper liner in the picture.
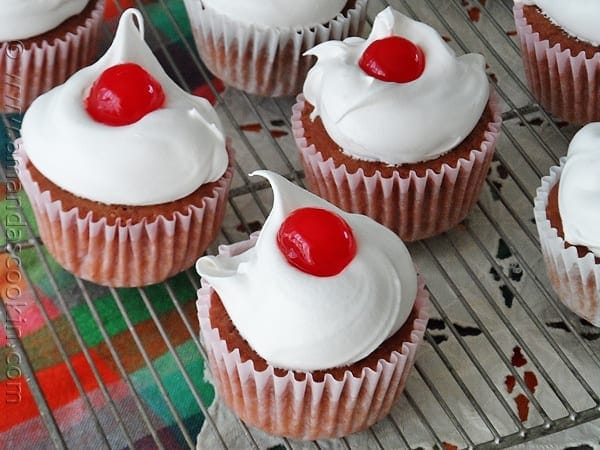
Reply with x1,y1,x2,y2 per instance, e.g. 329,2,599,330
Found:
16,142,235,287
292,93,502,242
0,0,105,113
514,2,600,124
183,0,368,97
534,159,600,326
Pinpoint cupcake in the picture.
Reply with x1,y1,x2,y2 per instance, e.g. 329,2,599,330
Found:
293,7,502,242
0,0,105,113
182,0,368,97
15,9,234,287
195,170,429,439
534,122,600,327
513,1,600,124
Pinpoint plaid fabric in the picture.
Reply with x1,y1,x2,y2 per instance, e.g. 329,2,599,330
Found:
0,1,221,448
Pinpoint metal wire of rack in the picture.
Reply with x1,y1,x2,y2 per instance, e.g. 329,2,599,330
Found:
1,0,599,448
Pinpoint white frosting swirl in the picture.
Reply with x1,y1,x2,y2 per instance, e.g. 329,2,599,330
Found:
517,0,600,46
558,122,600,257
196,170,417,371
21,9,228,206
303,7,489,165
200,0,347,28
0,0,88,41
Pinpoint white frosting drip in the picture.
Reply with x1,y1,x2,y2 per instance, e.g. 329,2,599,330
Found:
303,7,489,165
558,122,600,257
196,170,417,371
200,0,347,28
517,0,600,46
0,0,88,41
21,9,228,206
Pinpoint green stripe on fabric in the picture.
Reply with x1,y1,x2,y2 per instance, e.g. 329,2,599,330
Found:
130,340,214,424
19,247,77,295
1,270,199,381
146,1,192,44
71,272,197,347
1,190,38,247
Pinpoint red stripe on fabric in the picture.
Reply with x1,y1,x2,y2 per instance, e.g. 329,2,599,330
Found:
104,0,137,19
192,78,225,105
0,291,61,345
3,380,139,449
0,351,120,431
1,254,61,344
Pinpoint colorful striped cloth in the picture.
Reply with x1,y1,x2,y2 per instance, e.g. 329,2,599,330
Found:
1,2,221,448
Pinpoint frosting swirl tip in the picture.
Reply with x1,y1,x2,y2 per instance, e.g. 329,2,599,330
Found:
302,6,490,165
197,170,418,371
21,8,228,206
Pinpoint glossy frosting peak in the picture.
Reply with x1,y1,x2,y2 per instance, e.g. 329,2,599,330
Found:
0,0,88,41
196,170,417,371
20,9,228,206
303,7,489,165
518,0,600,46
200,0,347,28
558,122,600,257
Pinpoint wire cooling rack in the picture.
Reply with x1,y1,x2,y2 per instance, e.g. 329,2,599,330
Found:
1,0,599,448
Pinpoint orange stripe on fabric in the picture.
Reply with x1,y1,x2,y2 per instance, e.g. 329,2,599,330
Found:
94,299,198,374
0,253,29,303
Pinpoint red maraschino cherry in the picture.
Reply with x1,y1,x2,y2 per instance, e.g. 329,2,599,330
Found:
85,62,165,126
277,207,357,277
359,36,426,83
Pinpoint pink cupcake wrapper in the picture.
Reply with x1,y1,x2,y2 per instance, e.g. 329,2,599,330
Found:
534,160,600,326
197,235,430,440
15,141,235,287
0,0,105,113
292,93,502,242
183,0,368,97
514,3,600,124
